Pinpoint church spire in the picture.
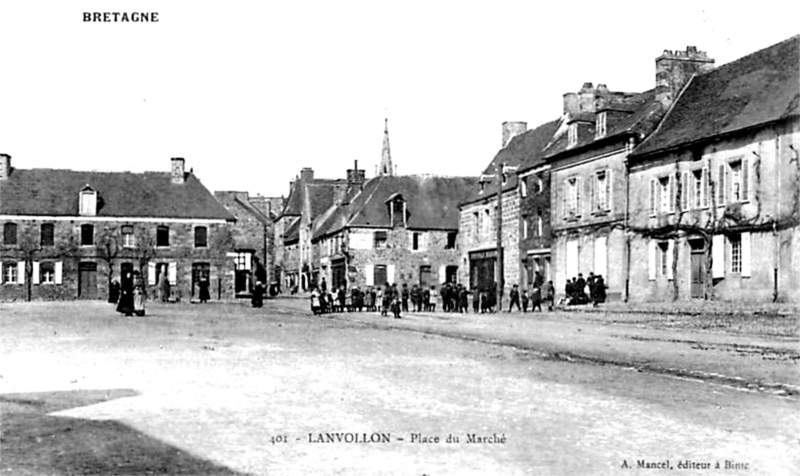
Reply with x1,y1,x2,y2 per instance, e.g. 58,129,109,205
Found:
379,118,393,176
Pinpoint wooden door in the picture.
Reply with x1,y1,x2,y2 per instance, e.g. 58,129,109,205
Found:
78,262,97,299
690,252,705,298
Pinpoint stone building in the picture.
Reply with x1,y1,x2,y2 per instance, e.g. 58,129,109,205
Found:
458,121,558,300
514,119,560,289
626,36,800,302
546,79,668,302
214,191,282,296
311,174,474,290
0,156,236,301
273,167,350,292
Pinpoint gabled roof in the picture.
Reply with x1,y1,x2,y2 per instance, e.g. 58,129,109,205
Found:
283,216,301,244
0,168,234,220
542,90,663,161
233,196,272,225
312,175,475,239
632,35,800,159
462,119,560,206
279,178,346,221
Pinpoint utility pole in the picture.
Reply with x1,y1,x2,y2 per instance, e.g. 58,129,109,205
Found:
496,162,504,312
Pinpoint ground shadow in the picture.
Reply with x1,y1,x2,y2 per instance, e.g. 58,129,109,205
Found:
1,389,249,475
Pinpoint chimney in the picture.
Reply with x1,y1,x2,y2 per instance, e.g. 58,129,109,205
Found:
0,154,10,180
656,46,714,105
347,160,366,191
300,167,314,183
563,82,603,115
171,157,185,184
502,121,527,148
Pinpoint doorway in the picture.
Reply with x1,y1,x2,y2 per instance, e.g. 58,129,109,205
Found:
78,262,97,299
689,239,706,298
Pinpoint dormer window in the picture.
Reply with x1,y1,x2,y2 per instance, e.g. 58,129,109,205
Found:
520,179,528,198
386,193,407,228
567,123,578,149
595,112,607,139
479,181,485,193
79,186,97,216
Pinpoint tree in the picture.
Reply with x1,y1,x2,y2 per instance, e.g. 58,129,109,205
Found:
96,227,120,301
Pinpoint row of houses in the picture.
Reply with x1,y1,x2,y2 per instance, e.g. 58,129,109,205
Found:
2,35,797,304
0,156,283,302
274,35,800,304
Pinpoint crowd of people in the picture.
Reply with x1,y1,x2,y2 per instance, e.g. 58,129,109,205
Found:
306,271,602,317
562,272,607,306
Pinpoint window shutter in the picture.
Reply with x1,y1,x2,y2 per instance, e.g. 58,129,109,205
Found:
576,177,582,215
742,157,749,201
606,169,612,211
589,175,595,212
439,265,446,284
648,241,656,280
680,172,688,211
649,179,656,215
741,232,751,277
33,262,40,284
18,262,25,285
365,264,374,286
168,262,177,285
562,181,568,217
666,240,675,281
717,164,726,205
668,175,675,213
55,261,63,284
0,261,3,284
702,167,709,208
148,262,156,285
712,235,725,278
387,264,395,285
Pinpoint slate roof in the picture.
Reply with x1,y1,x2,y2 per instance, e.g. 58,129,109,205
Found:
283,217,301,244
279,179,346,221
0,168,234,220
461,119,560,206
632,35,800,159
312,175,475,239
542,89,663,161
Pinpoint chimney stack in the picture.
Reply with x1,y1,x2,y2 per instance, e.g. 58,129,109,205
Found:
171,157,186,184
300,167,314,183
0,154,10,180
502,121,527,148
656,46,714,105
347,159,366,191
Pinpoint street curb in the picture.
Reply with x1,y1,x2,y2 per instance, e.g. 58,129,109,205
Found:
326,313,800,399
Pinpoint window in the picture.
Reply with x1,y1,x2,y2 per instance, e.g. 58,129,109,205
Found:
3,222,17,245
472,212,480,239
374,231,387,249
659,177,670,213
412,232,420,250
446,232,457,249
563,177,581,218
194,226,208,248
595,112,607,139
650,175,674,215
80,224,94,246
235,252,252,271
659,242,669,276
157,226,170,247
483,209,491,236
568,123,578,148
3,262,19,284
592,170,611,212
520,179,528,198
79,187,97,216
40,224,54,247
725,158,748,204
536,211,543,236
40,262,55,284
730,234,742,274
692,168,708,209
121,225,135,248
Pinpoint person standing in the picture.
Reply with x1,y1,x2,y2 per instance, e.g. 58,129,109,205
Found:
530,285,542,312
521,289,529,313
545,280,555,311
422,286,431,312
198,277,210,303
252,281,265,308
116,271,134,317
429,285,438,312
508,284,521,312
401,283,409,312
159,270,170,303
132,271,146,316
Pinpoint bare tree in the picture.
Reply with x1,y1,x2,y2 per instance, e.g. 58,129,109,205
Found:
96,227,120,301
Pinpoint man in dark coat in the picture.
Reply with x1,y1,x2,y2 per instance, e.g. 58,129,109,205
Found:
116,272,134,317
198,277,211,303
251,281,265,308
401,283,409,312
508,284,521,312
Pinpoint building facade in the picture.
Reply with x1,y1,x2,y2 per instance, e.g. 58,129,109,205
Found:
0,156,236,301
627,36,800,302
214,191,282,296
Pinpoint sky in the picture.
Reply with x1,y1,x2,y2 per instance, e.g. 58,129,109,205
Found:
1,1,797,199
